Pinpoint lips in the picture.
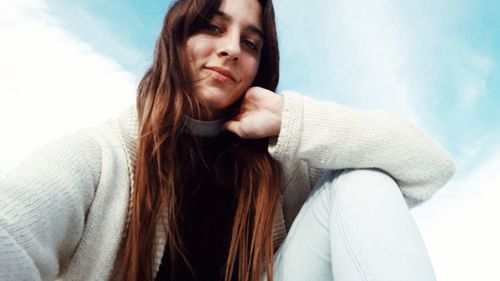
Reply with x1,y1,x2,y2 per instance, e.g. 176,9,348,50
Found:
205,66,236,82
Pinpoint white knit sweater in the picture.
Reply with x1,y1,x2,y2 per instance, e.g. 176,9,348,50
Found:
0,91,455,281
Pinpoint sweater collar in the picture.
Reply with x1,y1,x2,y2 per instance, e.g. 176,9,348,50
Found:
183,115,226,137
115,106,227,163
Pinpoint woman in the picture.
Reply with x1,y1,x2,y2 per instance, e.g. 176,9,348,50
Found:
0,0,455,280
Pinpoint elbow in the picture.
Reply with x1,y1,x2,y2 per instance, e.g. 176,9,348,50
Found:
425,144,456,191
391,111,456,184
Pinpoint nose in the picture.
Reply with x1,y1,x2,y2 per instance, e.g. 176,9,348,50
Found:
217,30,241,62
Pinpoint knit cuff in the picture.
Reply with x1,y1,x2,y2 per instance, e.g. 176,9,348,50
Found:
268,91,304,162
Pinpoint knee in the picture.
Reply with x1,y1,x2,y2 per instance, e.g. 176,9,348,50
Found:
331,168,402,200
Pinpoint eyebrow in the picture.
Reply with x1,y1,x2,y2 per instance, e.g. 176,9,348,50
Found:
214,10,264,39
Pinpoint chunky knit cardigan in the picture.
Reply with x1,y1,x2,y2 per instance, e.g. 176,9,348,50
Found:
0,91,455,281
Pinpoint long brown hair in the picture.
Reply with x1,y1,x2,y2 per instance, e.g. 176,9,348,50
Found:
117,0,281,281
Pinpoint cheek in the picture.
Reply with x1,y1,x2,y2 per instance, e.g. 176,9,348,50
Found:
241,58,260,86
186,36,213,66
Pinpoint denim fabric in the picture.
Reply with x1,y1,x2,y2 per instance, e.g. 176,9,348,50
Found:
264,169,437,281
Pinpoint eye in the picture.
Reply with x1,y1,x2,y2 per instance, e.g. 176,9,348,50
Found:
204,23,223,34
242,39,258,52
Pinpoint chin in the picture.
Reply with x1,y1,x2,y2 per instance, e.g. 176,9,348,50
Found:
198,89,237,112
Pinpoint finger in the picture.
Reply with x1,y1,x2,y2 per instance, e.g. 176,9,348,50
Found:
223,120,242,137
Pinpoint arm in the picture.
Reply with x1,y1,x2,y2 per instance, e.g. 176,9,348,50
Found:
268,91,455,206
0,134,101,280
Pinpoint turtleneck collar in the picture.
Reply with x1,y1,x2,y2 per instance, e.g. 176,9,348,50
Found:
183,115,226,137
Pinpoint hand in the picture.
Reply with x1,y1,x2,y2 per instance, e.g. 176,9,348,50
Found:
223,86,284,139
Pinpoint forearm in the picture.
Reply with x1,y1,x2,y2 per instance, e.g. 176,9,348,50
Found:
269,91,455,203
0,134,101,280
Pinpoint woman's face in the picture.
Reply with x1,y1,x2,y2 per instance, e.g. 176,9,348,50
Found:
185,0,263,118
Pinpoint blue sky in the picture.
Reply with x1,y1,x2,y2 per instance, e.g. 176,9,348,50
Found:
1,0,499,280
43,0,500,171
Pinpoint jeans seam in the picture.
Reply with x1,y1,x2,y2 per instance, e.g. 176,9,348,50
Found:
332,186,369,281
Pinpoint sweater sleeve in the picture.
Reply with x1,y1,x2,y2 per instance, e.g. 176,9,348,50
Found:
0,133,101,281
268,91,455,207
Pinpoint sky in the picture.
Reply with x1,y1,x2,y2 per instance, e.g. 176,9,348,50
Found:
0,0,499,280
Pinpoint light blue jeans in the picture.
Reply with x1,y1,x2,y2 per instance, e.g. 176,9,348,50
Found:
266,169,437,281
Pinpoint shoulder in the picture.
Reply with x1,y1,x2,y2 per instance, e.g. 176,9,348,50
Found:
71,105,138,155
7,106,138,185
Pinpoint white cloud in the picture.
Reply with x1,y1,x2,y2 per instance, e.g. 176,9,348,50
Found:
44,1,149,76
276,0,497,146
456,51,495,112
0,0,137,172
413,145,500,281
275,0,424,124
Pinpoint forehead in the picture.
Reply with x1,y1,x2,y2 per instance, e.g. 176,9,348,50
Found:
217,0,262,29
